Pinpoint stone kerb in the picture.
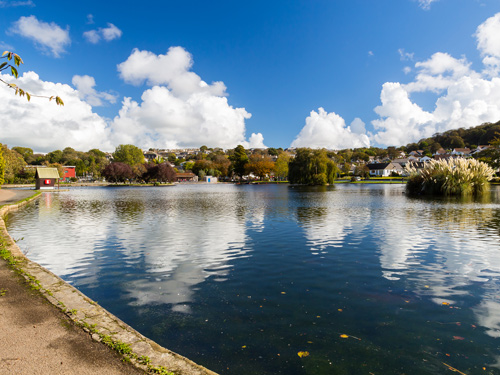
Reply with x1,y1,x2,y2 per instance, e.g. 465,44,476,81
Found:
0,194,218,375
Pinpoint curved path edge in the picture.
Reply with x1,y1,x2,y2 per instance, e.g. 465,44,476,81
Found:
0,192,218,375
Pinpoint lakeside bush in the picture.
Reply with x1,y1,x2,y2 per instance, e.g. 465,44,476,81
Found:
405,159,495,196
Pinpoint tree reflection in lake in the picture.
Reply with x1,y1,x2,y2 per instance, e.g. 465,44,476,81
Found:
6,184,500,374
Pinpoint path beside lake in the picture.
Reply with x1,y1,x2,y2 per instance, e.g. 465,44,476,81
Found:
0,188,146,374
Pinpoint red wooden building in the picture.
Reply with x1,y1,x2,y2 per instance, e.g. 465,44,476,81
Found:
62,166,76,182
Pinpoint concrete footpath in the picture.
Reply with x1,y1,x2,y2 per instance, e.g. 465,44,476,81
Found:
0,188,218,375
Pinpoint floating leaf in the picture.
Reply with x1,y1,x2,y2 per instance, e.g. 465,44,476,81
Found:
297,351,309,358
338,309,343,312
453,336,465,340
442,302,450,306
340,334,349,339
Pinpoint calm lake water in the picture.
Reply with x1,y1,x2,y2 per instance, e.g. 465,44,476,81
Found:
6,184,500,374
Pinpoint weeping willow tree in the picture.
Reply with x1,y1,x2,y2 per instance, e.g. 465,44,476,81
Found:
405,158,495,196
288,148,338,185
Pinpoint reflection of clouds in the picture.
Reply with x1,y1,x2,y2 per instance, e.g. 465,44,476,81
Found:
475,300,500,338
115,186,251,312
20,192,112,280
376,198,500,337
298,207,352,254
8,186,253,313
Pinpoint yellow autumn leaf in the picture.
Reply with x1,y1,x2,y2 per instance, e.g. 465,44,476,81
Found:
297,351,310,358
340,334,349,339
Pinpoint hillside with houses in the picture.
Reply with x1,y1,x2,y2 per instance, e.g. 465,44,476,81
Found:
1,121,499,186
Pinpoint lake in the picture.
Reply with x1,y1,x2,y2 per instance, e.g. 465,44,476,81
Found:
6,184,500,374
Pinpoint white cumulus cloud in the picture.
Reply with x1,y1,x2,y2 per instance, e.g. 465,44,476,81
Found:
83,23,122,44
371,12,500,147
0,71,112,152
291,108,370,149
475,12,500,76
417,0,438,10
72,75,118,106
372,56,500,147
112,47,257,149
11,15,70,57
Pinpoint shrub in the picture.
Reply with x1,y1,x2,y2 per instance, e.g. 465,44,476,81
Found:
405,159,495,196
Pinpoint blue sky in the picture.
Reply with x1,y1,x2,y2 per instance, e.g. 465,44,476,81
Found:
1,0,500,152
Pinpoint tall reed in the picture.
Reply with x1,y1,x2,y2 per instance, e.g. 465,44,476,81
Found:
405,158,495,196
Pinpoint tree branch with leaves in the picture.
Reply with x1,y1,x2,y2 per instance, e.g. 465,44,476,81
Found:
0,51,64,105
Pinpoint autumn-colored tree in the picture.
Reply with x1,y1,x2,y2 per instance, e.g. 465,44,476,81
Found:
245,154,274,180
102,162,134,183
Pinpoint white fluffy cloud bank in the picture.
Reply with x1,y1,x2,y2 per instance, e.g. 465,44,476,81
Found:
372,13,500,147
114,47,263,149
293,12,500,149
11,16,70,57
0,71,112,152
291,108,370,149
1,46,262,152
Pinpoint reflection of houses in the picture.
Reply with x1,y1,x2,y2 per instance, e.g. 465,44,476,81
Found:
35,167,60,189
367,162,403,177
176,172,198,182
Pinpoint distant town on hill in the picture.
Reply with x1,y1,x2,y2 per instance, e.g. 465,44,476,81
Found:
1,120,499,185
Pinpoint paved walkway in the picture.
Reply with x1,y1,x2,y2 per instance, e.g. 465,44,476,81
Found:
0,188,36,206
0,189,145,374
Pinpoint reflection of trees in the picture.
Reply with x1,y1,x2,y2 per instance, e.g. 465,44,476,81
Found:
294,188,355,255
113,198,144,223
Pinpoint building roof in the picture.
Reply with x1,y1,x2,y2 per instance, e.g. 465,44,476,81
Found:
366,163,390,170
36,167,60,179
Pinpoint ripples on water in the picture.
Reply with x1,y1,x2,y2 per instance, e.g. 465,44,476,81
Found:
6,184,500,374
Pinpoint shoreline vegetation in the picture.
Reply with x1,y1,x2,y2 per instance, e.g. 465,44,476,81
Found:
1,122,500,190
405,159,495,196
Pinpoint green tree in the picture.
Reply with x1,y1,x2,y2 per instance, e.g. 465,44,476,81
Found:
273,153,290,181
112,144,144,166
229,145,249,179
1,145,25,183
46,150,63,164
0,145,5,186
12,146,34,163
288,148,338,185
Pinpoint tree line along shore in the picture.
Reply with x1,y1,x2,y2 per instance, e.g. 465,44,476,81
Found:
1,121,499,188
